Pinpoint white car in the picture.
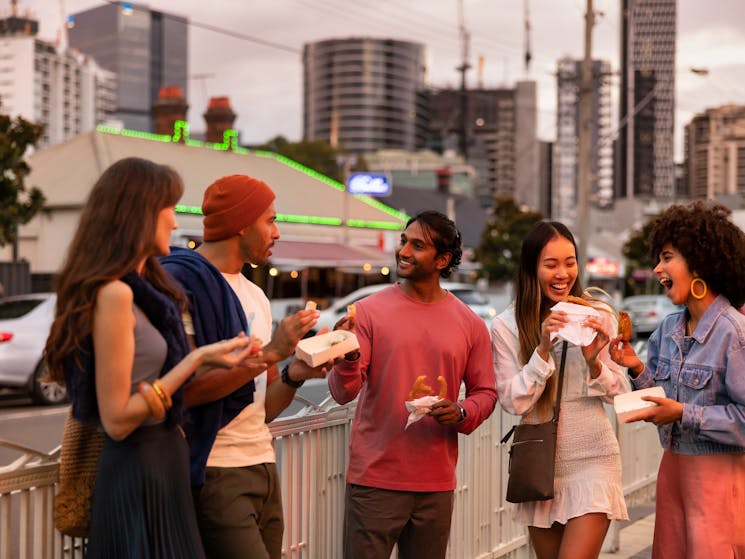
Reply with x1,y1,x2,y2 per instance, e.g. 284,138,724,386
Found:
0,293,67,405
311,282,497,335
621,294,684,337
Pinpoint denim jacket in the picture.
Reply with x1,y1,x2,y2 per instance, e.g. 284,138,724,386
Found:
634,295,745,455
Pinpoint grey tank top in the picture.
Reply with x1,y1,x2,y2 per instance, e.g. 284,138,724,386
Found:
130,305,168,424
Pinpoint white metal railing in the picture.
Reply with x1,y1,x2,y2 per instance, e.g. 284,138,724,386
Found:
0,401,660,559
0,440,85,559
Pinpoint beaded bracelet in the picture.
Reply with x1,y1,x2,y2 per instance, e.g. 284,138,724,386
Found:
151,379,172,410
137,381,166,420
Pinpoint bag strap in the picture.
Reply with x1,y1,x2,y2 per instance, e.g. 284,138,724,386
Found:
500,339,570,444
552,340,569,422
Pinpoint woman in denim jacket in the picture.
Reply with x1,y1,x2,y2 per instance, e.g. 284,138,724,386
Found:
611,201,745,558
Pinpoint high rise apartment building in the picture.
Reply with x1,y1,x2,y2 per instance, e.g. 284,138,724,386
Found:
67,2,188,133
303,38,429,154
617,0,676,199
684,104,745,199
554,57,612,227
0,11,115,147
428,82,538,210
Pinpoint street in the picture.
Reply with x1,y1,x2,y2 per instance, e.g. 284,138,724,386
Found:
0,392,67,463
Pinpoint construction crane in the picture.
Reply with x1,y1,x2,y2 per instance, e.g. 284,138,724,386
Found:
456,0,471,159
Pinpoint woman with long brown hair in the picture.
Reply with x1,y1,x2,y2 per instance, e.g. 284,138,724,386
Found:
491,221,629,559
45,157,256,558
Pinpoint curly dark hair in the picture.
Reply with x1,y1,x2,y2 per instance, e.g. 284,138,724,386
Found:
648,201,745,308
406,210,462,278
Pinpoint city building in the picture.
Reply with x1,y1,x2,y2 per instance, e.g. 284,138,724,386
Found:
553,57,613,227
684,104,745,199
303,37,429,154
7,121,406,298
537,140,553,218
616,0,677,199
428,82,539,210
0,8,115,147
67,1,188,133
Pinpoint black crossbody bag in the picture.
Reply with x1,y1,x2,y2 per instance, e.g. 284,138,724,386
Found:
501,340,568,504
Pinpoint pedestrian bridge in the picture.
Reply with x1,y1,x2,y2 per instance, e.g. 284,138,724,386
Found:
0,397,661,558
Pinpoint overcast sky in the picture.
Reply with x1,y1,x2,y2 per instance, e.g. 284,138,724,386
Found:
16,0,745,160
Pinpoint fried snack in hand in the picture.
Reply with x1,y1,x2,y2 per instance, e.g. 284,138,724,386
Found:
407,375,434,401
618,310,633,342
562,295,592,307
347,304,356,319
437,375,447,399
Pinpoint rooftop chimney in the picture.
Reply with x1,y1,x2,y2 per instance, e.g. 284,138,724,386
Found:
203,96,236,144
152,85,188,138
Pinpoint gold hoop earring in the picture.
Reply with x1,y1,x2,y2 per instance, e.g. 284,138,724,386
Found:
690,278,707,300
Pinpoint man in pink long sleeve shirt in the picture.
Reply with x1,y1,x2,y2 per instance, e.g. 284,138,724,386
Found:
328,210,498,559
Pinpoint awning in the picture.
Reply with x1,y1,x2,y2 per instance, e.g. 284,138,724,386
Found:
270,240,394,269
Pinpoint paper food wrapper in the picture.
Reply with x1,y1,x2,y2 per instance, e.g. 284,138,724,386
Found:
549,301,601,346
404,396,442,429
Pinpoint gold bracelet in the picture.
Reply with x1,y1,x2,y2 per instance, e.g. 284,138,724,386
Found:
151,379,172,410
137,381,166,420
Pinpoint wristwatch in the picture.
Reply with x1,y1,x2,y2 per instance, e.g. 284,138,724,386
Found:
281,363,304,389
457,402,467,422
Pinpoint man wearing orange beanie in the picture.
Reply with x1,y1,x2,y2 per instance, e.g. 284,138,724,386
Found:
162,174,326,559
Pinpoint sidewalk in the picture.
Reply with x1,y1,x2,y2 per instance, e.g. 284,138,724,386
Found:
600,503,654,559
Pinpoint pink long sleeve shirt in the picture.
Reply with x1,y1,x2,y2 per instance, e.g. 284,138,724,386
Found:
328,284,498,492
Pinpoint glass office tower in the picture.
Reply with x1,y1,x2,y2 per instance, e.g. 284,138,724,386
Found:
68,2,188,132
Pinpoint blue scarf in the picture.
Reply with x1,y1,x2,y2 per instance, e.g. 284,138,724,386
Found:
65,271,190,428
160,247,255,487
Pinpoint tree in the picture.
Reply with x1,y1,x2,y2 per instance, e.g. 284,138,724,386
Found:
256,135,366,183
622,214,661,295
0,114,45,256
474,196,543,283
622,216,658,271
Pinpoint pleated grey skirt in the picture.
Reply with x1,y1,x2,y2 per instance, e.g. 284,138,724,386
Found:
86,422,205,559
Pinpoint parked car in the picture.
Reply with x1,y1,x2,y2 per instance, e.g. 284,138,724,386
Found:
621,294,683,337
0,293,67,405
311,282,497,335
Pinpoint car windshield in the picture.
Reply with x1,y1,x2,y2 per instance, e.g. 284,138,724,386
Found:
451,290,488,305
0,299,44,319
625,300,657,311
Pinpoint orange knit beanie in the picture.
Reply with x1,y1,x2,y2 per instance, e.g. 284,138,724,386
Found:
201,174,275,241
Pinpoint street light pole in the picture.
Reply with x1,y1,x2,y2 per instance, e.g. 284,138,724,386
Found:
576,0,594,283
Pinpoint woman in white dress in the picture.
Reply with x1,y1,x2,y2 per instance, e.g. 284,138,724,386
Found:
491,221,629,559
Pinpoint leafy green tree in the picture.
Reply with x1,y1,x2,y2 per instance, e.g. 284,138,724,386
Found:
622,216,658,271
474,196,543,282
256,136,367,183
0,114,45,255
622,214,662,295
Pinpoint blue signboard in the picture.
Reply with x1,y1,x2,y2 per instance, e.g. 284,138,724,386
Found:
347,173,391,196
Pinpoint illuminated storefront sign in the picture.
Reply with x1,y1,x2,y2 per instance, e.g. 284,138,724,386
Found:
347,173,391,196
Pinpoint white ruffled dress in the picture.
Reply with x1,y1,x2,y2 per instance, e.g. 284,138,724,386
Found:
491,305,630,527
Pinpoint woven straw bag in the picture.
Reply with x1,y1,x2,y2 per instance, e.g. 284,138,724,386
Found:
54,410,105,537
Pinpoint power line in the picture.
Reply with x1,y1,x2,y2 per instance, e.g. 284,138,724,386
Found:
96,0,300,54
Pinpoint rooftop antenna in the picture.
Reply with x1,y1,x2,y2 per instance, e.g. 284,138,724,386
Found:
57,0,68,51
524,0,532,75
456,0,471,158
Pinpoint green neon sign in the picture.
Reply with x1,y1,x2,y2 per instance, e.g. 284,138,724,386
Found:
97,122,409,228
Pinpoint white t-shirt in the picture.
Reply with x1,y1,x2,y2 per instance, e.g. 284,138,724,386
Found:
206,272,275,467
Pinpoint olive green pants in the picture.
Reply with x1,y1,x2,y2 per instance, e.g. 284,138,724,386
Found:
195,463,283,559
